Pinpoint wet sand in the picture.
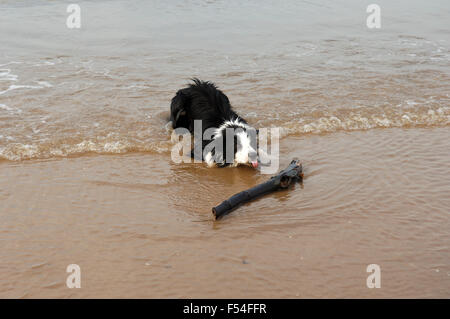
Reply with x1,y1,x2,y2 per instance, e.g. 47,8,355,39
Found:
1,127,449,298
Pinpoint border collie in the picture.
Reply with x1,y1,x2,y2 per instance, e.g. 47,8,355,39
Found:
170,78,259,168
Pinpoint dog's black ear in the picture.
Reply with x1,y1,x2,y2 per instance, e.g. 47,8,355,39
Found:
170,90,188,129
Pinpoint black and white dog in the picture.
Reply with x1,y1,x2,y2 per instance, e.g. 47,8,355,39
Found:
170,78,259,168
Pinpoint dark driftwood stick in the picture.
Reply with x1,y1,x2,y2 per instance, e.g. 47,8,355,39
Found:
212,159,303,219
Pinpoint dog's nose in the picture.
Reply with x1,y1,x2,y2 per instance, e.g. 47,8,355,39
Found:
249,151,258,168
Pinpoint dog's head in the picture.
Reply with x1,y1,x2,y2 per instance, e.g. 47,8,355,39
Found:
205,119,259,168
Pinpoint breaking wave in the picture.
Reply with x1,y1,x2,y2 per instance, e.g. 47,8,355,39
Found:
1,105,448,162
279,105,450,136
0,138,172,161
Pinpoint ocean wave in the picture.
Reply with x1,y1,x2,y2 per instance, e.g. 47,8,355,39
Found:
0,139,172,161
0,84,45,95
281,106,450,136
0,68,18,82
0,103,22,114
0,106,449,161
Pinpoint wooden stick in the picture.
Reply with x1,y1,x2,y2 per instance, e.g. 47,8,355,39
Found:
212,159,303,219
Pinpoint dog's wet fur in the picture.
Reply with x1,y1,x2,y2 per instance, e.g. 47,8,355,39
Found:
170,78,259,168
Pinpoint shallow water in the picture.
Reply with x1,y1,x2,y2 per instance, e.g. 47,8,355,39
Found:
0,0,449,298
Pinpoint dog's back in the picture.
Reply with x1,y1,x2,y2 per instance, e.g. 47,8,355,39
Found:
170,79,260,168
170,78,242,132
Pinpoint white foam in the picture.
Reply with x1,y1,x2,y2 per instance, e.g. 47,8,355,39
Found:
35,81,53,88
0,103,22,114
0,61,23,67
0,69,18,81
282,105,450,135
33,61,55,66
0,84,44,95
0,104,13,111
0,104,449,162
